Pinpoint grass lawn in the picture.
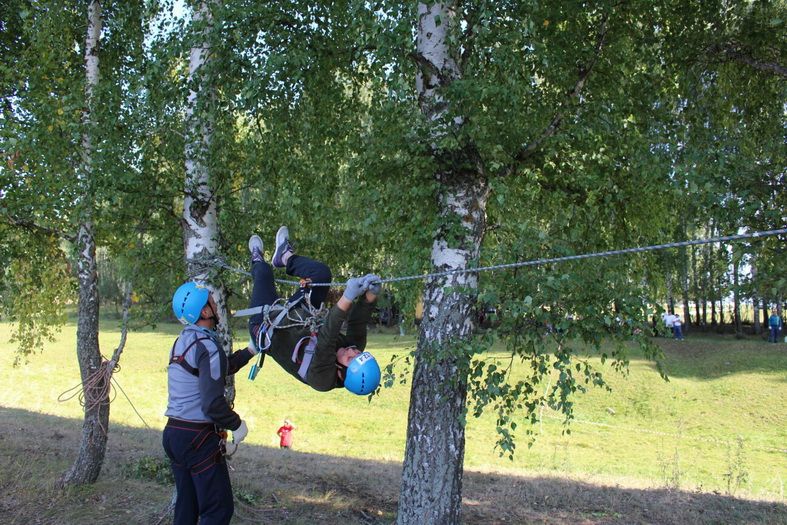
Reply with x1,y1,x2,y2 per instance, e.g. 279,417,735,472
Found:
1,318,785,523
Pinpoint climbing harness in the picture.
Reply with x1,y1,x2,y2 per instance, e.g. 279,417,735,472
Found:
169,334,214,376
244,279,329,381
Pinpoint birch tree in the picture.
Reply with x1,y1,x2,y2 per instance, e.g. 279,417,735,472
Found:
181,1,234,377
2,0,151,485
58,0,107,486
397,5,484,521
384,1,786,522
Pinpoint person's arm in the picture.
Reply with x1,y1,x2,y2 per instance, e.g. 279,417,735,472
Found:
307,305,349,391
345,296,373,351
196,340,242,430
227,347,256,375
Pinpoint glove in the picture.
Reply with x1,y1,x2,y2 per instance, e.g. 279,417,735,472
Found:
233,420,248,444
342,276,366,302
361,274,382,296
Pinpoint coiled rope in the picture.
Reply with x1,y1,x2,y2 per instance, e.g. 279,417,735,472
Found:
57,283,151,432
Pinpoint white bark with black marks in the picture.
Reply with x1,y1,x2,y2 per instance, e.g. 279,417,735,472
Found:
182,1,233,387
61,0,108,486
398,3,490,523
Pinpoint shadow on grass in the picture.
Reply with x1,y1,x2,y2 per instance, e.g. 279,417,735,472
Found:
1,407,784,525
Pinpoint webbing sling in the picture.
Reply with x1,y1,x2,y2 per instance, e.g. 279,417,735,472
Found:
248,299,303,380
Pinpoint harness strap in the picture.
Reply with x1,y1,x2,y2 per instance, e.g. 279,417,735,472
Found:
169,336,213,376
292,334,318,380
248,283,327,382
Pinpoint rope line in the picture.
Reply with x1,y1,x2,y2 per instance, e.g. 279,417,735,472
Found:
205,228,786,288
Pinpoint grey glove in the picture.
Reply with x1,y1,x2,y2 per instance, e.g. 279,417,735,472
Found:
343,276,366,301
361,274,382,296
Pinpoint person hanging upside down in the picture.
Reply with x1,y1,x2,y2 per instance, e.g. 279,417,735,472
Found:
246,226,381,395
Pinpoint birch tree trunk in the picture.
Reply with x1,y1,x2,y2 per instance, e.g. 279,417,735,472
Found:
182,1,234,390
61,0,108,486
398,3,489,523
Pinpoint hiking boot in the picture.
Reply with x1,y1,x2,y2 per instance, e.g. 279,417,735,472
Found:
271,226,294,268
248,235,264,263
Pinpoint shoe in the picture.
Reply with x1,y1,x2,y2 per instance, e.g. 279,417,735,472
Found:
271,226,294,268
248,235,264,263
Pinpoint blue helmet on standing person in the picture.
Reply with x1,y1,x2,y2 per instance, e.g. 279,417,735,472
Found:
343,351,381,395
172,281,210,325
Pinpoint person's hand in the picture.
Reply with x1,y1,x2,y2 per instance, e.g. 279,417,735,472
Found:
233,420,248,444
246,339,258,355
361,274,382,296
342,276,366,301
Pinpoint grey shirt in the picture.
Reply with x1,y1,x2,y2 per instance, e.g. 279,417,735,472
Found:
165,325,253,430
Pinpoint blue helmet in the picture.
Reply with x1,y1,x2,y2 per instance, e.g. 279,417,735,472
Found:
344,351,381,395
172,281,210,325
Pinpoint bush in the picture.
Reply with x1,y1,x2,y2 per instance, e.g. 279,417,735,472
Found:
122,455,174,485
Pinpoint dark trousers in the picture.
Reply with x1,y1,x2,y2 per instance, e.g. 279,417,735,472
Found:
248,255,332,328
769,326,780,343
162,422,234,525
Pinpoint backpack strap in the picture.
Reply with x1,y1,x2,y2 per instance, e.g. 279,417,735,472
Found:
169,336,213,376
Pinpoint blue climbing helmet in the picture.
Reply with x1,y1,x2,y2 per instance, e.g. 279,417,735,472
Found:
172,281,210,325
344,351,381,395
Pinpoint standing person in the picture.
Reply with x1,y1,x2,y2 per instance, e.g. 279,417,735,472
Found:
673,313,684,340
164,281,257,525
769,311,782,343
664,311,675,337
246,226,381,395
277,419,296,449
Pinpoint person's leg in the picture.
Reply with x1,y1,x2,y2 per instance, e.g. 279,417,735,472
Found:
190,431,234,525
192,461,234,525
163,428,199,525
248,261,279,327
286,255,332,308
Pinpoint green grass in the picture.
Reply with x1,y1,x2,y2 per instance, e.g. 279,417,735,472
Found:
1,318,786,505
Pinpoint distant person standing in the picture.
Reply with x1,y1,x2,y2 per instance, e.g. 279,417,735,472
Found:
277,419,296,449
673,314,684,340
664,311,675,337
769,312,782,343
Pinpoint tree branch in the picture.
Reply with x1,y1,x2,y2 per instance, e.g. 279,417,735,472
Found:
1,214,75,242
408,51,451,87
710,42,787,78
505,11,612,176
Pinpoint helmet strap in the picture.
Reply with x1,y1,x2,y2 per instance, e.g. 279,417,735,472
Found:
201,302,217,323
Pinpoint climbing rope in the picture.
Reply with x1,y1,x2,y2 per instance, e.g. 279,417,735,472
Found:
57,283,151,431
202,227,787,288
